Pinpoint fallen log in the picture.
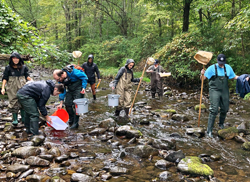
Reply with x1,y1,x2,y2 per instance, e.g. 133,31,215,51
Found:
0,54,34,61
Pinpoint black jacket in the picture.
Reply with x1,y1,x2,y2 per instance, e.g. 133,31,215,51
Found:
17,80,55,116
2,65,30,81
81,54,100,83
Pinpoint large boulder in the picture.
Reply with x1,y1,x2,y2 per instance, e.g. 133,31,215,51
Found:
12,147,41,158
177,156,214,176
218,127,238,140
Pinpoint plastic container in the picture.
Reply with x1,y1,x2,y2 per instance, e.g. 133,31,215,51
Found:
48,109,69,127
73,98,89,114
108,94,120,107
48,116,68,130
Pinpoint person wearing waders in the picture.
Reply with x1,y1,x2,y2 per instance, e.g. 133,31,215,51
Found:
16,80,64,136
201,54,238,137
112,59,142,116
1,52,32,125
53,65,88,129
81,54,101,100
146,59,165,98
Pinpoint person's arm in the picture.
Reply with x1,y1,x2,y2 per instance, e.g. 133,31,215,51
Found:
146,65,153,73
95,64,101,81
57,89,66,109
1,79,7,95
74,69,88,93
37,89,50,119
112,67,125,89
24,66,33,81
200,69,207,80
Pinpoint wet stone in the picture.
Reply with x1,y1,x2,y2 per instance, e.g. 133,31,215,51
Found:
210,155,221,161
133,145,158,158
152,139,176,150
155,160,173,170
144,106,152,110
69,152,79,158
186,127,205,136
21,141,34,147
88,128,106,135
171,114,189,122
12,146,41,158
26,156,50,167
60,161,71,167
71,173,93,182
7,163,30,173
159,171,172,181
6,172,16,179
31,135,45,146
55,154,69,162
26,174,50,181
101,172,112,180
51,176,66,182
170,132,182,138
18,169,34,179
39,154,54,161
237,122,248,130
46,167,68,176
48,147,61,157
235,135,248,143
110,166,128,175
98,118,116,129
242,142,250,151
218,127,238,140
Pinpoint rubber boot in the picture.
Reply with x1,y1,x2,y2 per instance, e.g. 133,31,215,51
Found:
93,95,96,100
70,115,79,129
66,106,74,126
207,114,216,138
20,110,26,124
219,113,226,129
114,109,121,116
124,108,130,117
12,113,18,125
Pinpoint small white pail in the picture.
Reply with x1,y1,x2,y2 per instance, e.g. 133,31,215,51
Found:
108,94,120,107
73,98,89,114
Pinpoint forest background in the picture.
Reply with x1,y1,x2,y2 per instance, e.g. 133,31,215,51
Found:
1,0,250,87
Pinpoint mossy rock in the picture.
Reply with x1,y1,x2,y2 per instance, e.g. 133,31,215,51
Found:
218,127,238,140
177,156,214,176
242,142,250,151
165,109,177,114
163,91,172,96
194,104,206,111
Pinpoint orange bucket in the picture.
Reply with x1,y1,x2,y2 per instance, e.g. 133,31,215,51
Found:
48,109,69,127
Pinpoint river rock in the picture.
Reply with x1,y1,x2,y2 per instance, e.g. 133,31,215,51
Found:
51,176,66,182
155,159,174,170
135,101,147,106
163,91,172,96
60,161,71,167
194,104,206,111
98,118,116,129
110,166,128,175
18,169,34,179
4,133,16,140
237,122,248,130
71,173,93,182
26,156,50,166
242,142,250,151
39,154,54,161
235,135,248,143
210,155,221,161
159,171,172,181
116,125,142,138
48,147,61,157
31,135,45,146
46,167,67,176
70,152,79,158
21,141,34,147
55,154,69,162
186,127,205,137
89,128,106,135
6,172,16,179
152,139,176,150
218,127,238,139
133,145,158,158
160,150,185,163
7,163,30,173
101,172,112,180
12,146,41,158
139,119,150,125
26,174,50,181
4,123,13,132
171,114,189,122
177,156,214,176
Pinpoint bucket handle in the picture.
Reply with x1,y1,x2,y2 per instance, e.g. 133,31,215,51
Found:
83,101,88,106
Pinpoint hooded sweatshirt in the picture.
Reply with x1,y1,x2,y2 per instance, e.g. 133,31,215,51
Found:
2,52,29,81
113,59,140,88
81,54,100,83
17,80,55,116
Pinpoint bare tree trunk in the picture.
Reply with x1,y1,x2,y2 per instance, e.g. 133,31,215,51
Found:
171,19,174,38
241,32,245,58
74,0,79,49
182,0,192,32
231,0,235,19
158,18,162,37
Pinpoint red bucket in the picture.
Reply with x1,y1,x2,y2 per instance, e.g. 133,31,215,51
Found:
48,109,69,127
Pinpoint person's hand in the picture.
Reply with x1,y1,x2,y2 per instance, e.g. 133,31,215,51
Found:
57,103,63,110
46,115,52,125
80,88,85,94
201,69,205,75
140,77,143,80
1,88,5,95
98,79,101,82
112,86,115,90
246,77,249,81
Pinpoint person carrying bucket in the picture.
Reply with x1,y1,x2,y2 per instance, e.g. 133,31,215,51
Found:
1,52,33,125
200,54,238,137
53,65,88,129
16,80,64,136
81,54,101,100
112,59,142,117
146,59,165,99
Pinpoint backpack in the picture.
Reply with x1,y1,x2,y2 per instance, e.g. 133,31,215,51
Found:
63,64,85,73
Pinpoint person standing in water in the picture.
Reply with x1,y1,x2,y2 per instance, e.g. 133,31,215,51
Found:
1,52,32,125
81,54,101,100
146,59,165,98
112,59,142,117
201,54,238,137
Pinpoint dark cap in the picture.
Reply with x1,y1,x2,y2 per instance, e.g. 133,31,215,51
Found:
154,59,159,65
217,54,226,65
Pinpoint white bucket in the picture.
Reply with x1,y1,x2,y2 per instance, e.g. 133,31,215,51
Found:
73,98,89,114
108,94,120,107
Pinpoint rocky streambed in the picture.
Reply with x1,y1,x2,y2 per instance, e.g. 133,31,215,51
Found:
0,67,250,181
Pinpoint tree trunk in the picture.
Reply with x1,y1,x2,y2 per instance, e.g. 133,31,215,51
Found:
231,0,235,19
158,18,162,37
182,0,192,32
241,32,245,58
171,19,174,38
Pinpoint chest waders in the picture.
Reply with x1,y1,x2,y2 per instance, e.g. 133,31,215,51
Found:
115,69,133,116
64,80,83,129
6,66,27,125
150,68,163,98
207,65,229,137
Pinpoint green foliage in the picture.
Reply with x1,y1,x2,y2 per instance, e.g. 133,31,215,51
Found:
0,0,71,67
243,92,250,101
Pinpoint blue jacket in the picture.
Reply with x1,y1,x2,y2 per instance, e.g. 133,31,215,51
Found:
236,74,250,98
59,66,88,101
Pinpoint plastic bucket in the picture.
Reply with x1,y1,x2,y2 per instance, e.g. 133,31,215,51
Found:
73,98,89,114
108,94,120,107
48,109,69,127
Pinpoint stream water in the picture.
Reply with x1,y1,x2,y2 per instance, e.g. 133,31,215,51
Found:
45,79,250,182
